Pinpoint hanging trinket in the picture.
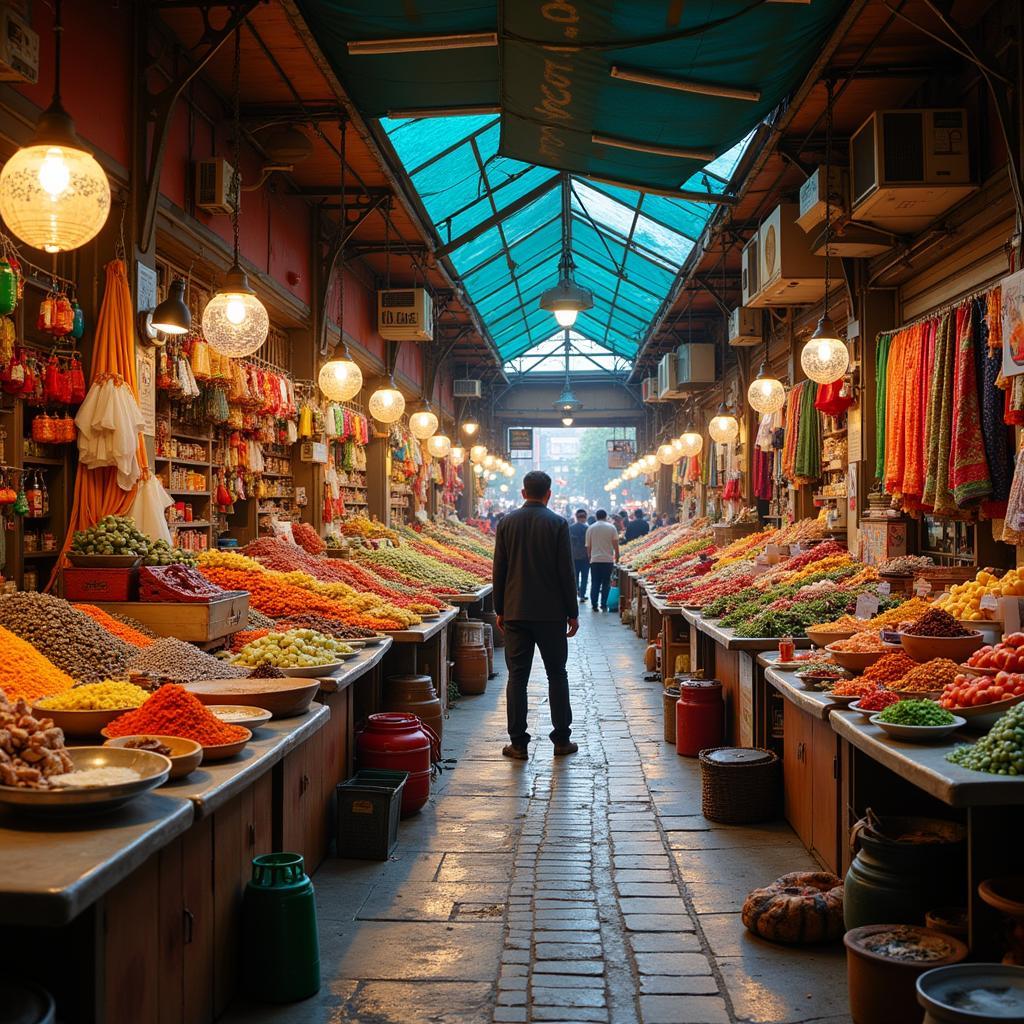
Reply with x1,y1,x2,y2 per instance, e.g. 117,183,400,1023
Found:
36,294,55,332
50,293,74,336
13,480,29,516
0,259,17,316
70,299,85,339
68,354,85,404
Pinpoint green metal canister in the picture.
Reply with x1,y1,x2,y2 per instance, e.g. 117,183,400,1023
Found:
242,853,320,1002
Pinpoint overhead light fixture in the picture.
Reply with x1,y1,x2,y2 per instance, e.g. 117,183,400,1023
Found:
426,433,452,458
483,454,497,470
0,0,110,253
348,32,498,56
657,443,680,465
800,79,849,387
409,408,439,440
201,27,269,358
642,453,658,471
450,445,466,466
473,463,485,476
461,416,479,437
368,377,405,424
502,464,515,478
709,403,740,444
149,278,191,335
610,65,760,103
678,431,703,457
561,416,574,427
591,132,715,162
540,174,593,328
747,362,786,414
469,444,488,464
318,348,363,402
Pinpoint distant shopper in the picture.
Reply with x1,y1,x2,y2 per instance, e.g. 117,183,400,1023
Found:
625,508,650,542
586,509,620,612
568,508,590,602
653,514,665,530
493,471,579,760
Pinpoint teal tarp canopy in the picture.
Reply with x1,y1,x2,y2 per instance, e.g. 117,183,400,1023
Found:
298,0,845,191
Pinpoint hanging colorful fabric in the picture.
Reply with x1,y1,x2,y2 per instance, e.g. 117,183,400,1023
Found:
298,403,313,438
0,260,17,316
36,295,55,332
43,355,61,401
51,295,74,336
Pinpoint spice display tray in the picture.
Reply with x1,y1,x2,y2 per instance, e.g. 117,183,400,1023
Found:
91,592,249,641
182,678,319,718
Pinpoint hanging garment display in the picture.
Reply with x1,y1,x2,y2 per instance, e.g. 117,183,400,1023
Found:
921,314,956,515
75,374,146,490
949,301,992,506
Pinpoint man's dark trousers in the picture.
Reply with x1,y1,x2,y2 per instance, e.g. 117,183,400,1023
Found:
504,621,572,748
590,563,613,610
574,558,589,599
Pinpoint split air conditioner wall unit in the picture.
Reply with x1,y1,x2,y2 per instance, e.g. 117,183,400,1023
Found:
377,288,434,341
195,159,236,215
728,307,763,347
849,108,975,233
675,343,716,386
797,165,848,233
641,377,661,403
741,232,761,306
752,202,827,307
0,9,38,83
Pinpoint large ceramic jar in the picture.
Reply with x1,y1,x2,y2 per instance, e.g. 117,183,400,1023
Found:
357,712,433,817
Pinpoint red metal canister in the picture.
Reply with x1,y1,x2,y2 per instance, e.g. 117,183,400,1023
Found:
675,678,724,757
356,713,434,817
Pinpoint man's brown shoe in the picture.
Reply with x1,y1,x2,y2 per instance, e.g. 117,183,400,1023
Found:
502,744,528,760
553,742,578,756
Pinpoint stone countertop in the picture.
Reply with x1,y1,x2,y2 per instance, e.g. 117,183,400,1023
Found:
0,793,193,927
760,653,840,721
449,584,493,604
830,708,1024,807
385,606,459,644
317,637,392,693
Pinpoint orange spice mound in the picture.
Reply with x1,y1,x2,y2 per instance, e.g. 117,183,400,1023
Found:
861,652,918,685
105,684,247,746
830,631,889,652
73,603,155,648
0,625,74,704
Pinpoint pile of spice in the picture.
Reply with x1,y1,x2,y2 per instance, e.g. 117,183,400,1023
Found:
867,598,933,629
109,611,158,639
829,678,880,698
246,608,277,630
0,592,133,682
291,522,326,555
248,663,286,679
877,699,955,727
856,689,903,712
121,736,173,756
126,637,249,682
861,651,919,685
903,608,971,638
37,680,150,712
810,614,868,633
0,626,74,704
878,555,935,576
51,766,143,788
105,684,249,745
276,615,379,640
830,631,890,652
73,604,156,648
0,688,74,789
891,658,960,694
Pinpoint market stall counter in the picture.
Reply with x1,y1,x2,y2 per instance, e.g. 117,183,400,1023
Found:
646,592,692,681
381,606,459,715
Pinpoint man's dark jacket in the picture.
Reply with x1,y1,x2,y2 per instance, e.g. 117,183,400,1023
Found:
493,501,578,621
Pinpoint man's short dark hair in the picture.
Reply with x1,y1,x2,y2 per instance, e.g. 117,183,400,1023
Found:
595,509,608,520
523,470,552,499
575,508,588,518
633,508,644,518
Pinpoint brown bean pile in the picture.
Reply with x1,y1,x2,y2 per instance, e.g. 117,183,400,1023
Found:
126,637,249,682
247,608,277,630
905,608,969,638
276,614,379,639
0,592,133,682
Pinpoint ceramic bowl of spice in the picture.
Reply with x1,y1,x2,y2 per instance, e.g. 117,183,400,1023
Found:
35,680,151,738
207,705,272,730
900,608,984,663
103,735,203,780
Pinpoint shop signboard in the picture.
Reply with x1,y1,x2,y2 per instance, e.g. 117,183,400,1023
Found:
508,428,533,451
607,438,635,469
1002,268,1024,377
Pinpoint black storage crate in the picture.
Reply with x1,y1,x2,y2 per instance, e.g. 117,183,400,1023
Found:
335,769,408,860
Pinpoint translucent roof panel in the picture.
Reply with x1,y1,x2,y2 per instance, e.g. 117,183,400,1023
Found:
504,333,631,375
383,114,750,365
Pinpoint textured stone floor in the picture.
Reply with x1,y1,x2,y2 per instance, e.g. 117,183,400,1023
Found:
226,606,850,1023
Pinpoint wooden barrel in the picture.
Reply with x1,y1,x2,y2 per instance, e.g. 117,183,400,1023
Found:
452,618,486,649
481,609,502,648
453,614,488,694
384,673,444,742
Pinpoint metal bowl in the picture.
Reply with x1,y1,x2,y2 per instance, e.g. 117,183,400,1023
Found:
0,746,170,816
280,662,344,678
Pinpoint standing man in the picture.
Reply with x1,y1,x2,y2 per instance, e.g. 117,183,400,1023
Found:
585,509,619,612
624,507,650,542
493,471,579,760
568,508,590,603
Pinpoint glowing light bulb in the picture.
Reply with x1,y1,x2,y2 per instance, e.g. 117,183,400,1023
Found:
38,148,70,198
657,443,679,465
554,308,578,327
473,463,484,476
709,413,739,444
225,297,247,325
747,375,786,414
801,333,849,385
450,445,466,466
678,432,703,457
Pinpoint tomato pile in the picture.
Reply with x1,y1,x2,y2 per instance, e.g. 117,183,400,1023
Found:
940,671,1024,709
964,633,1024,673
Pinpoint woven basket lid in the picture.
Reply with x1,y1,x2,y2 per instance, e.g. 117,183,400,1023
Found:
704,747,773,766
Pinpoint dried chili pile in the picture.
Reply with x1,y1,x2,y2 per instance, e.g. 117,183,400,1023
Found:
74,603,156,648
105,684,248,745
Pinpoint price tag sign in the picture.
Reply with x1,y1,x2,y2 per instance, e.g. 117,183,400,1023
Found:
877,581,891,597
914,578,932,598
766,544,780,558
1000,597,1022,635
855,593,880,620
980,593,1000,613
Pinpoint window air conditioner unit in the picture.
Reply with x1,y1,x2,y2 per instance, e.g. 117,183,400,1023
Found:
753,202,826,307
728,307,763,347
377,288,434,341
657,352,682,399
453,378,482,398
0,9,38,84
194,159,235,215
741,233,760,306
797,165,847,233
641,377,661,403
675,343,716,386
850,109,975,233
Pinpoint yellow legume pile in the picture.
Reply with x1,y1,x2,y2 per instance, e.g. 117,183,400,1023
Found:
37,680,150,711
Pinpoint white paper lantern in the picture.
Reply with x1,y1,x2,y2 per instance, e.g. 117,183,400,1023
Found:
747,374,786,414
318,357,363,401
801,332,849,385
709,412,739,444
409,409,439,440
426,433,451,458
450,445,466,466
368,384,405,424
469,444,488,464
678,432,703,457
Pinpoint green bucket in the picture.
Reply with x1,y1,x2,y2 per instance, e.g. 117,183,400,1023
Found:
242,853,320,1003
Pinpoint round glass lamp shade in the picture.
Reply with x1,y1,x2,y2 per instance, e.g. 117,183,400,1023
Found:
202,269,270,357
469,444,488,464
449,445,466,466
461,419,479,436
678,432,704,457
409,409,439,440
502,464,515,478
426,433,451,458
657,443,679,465
709,413,740,444
554,308,578,328
483,454,496,470
318,357,363,401
0,139,111,253
368,385,405,424
642,454,658,471
561,416,574,426
801,332,850,385
747,375,786,414
472,463,485,476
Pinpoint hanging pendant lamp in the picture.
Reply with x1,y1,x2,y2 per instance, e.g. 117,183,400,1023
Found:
409,407,439,440
539,175,593,327
469,444,488,464
449,445,466,466
151,278,192,335
747,361,786,414
657,443,680,466
553,329,583,422
709,403,740,445
202,27,269,357
368,376,405,423
0,0,110,253
426,433,451,458
319,352,363,401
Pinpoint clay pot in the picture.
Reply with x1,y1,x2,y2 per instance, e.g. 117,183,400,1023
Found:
845,924,968,1024
978,876,1024,965
384,674,443,743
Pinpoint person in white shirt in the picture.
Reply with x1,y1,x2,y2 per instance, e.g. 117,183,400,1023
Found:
585,509,620,612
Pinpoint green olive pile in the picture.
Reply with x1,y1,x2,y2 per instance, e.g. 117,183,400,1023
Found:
878,699,955,727
232,629,354,669
70,515,198,566
947,703,1024,775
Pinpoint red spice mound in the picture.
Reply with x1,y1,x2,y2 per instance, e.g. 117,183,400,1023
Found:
105,683,248,746
292,522,326,555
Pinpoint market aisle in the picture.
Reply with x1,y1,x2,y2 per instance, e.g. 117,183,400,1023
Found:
224,609,849,1024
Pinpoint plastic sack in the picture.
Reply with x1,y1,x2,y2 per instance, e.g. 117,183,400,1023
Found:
130,473,174,545
607,586,620,612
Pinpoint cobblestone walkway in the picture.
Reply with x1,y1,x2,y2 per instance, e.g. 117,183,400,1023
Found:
227,608,849,1024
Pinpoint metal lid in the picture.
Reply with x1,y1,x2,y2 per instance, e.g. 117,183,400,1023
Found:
704,747,772,766
0,980,55,1024
678,677,721,691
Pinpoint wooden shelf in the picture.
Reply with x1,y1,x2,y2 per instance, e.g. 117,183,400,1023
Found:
167,489,211,497
23,550,59,559
22,455,65,466
169,520,212,528
155,457,210,468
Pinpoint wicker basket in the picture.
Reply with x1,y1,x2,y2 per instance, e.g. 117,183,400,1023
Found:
699,746,780,824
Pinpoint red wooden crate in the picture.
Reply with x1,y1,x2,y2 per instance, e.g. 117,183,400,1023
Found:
63,567,139,602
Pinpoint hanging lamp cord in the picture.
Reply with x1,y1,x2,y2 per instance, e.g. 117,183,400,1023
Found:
52,0,63,109
229,25,242,266
823,78,834,317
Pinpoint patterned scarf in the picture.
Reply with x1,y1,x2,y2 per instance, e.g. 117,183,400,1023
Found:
949,301,992,505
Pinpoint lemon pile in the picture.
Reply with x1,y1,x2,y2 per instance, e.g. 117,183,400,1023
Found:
935,568,1024,620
